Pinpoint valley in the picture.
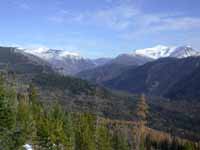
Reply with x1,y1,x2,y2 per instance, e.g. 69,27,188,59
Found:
0,45,200,149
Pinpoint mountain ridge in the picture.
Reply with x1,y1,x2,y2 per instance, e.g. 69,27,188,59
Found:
4,45,200,76
104,56,200,100
130,45,200,59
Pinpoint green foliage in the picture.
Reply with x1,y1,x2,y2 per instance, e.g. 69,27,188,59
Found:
96,124,112,150
112,130,129,150
16,93,36,148
0,75,18,150
34,103,68,149
74,113,96,150
0,76,199,150
33,73,96,95
28,84,38,103
0,75,17,129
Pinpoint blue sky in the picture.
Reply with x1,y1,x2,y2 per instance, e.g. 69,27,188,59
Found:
0,0,200,58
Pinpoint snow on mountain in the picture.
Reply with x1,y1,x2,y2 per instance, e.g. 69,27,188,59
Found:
19,48,106,75
170,45,200,58
16,45,200,75
22,48,82,60
132,45,173,59
131,45,200,59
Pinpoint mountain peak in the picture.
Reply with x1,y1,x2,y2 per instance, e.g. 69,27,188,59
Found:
131,45,200,59
170,45,200,58
21,48,82,60
132,45,171,59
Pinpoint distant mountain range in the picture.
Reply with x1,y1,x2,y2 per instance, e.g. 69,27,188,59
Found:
20,48,105,75
78,56,200,100
76,45,200,100
16,45,200,75
1,45,200,100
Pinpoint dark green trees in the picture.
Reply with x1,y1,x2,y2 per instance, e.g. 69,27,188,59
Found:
16,93,36,147
0,75,17,150
74,113,96,150
96,122,112,150
0,75,200,150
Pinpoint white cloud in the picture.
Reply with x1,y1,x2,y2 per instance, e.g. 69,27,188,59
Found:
48,0,200,36
48,1,139,30
120,14,200,40
90,3,139,30
160,17,200,30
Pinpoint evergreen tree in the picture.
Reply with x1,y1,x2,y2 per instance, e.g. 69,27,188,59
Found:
0,74,17,150
112,129,129,150
15,93,36,148
35,102,66,149
96,123,112,150
74,113,96,150
136,94,149,127
135,94,149,150
63,112,75,150
183,142,195,150
28,83,38,104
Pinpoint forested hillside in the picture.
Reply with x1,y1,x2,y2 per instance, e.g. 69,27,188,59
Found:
76,63,135,84
0,75,199,150
0,47,199,142
0,47,200,149
103,57,200,100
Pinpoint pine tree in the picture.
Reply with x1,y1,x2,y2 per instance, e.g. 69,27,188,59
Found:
112,129,129,150
0,74,17,150
15,93,36,148
136,94,148,127
74,113,96,150
96,123,112,150
0,75,17,129
63,112,75,150
28,83,38,104
183,142,195,150
35,102,65,149
135,94,149,150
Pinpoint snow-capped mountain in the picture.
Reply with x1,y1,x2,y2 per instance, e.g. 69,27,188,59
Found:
22,48,82,60
20,48,94,75
170,46,200,58
19,48,110,75
16,45,200,76
131,45,200,59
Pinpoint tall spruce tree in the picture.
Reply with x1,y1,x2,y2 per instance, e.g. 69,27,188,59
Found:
96,123,112,150
112,129,129,150
136,94,148,127
0,74,17,150
135,94,149,150
16,93,36,148
74,113,96,150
